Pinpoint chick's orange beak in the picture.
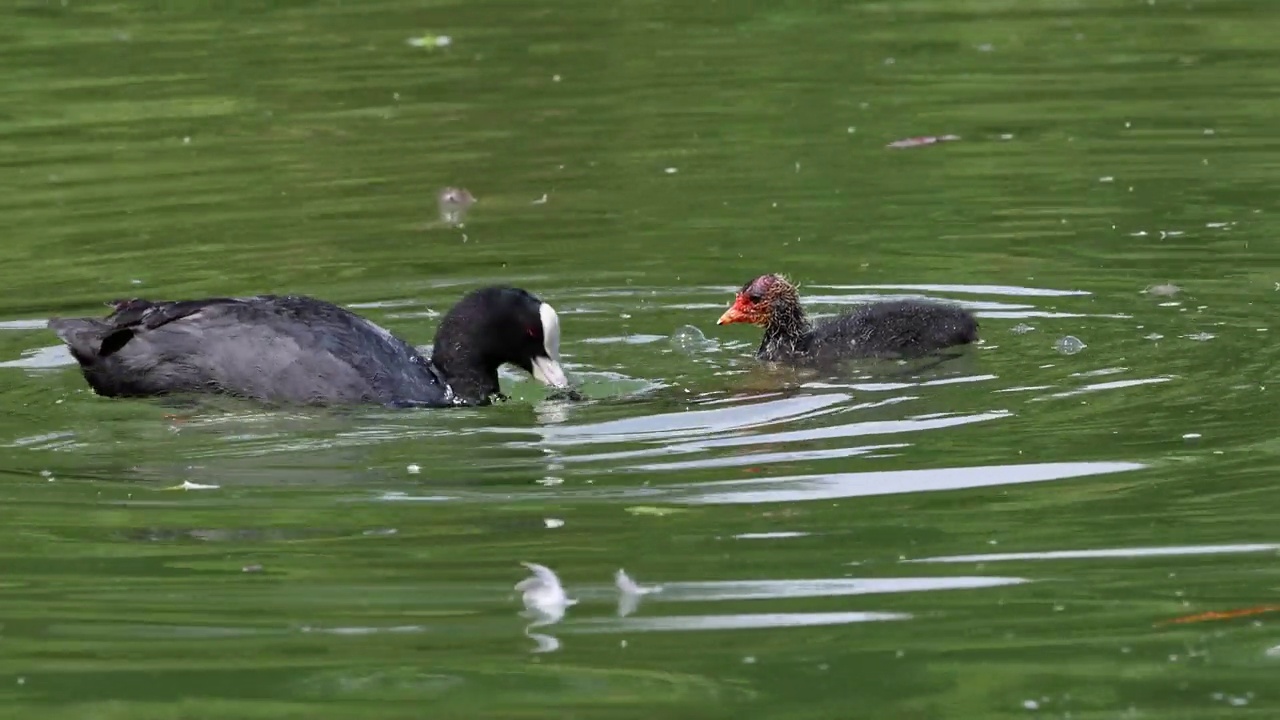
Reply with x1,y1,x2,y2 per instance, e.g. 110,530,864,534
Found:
717,294,759,325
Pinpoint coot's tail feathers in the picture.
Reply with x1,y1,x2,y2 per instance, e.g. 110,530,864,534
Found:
48,318,112,364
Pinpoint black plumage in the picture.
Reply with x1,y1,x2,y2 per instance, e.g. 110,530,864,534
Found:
48,286,567,407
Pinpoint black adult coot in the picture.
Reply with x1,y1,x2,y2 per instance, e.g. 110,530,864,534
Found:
716,274,979,363
48,286,569,407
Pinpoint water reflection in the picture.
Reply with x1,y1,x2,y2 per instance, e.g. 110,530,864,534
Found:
668,461,1146,505
372,461,1146,505
905,543,1280,564
577,611,911,633
627,576,1029,601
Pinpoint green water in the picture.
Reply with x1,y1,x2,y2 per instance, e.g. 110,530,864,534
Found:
3,0,1280,717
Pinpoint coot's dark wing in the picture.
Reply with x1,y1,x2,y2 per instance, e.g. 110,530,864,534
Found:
50,295,451,406
808,300,978,359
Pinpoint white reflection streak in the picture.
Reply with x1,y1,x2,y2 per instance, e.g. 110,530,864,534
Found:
0,345,74,369
1039,376,1173,399
576,611,910,633
672,461,1145,505
577,410,1009,469
814,284,1091,297
650,576,1028,601
674,411,1010,452
534,394,850,447
627,443,910,472
905,544,1280,564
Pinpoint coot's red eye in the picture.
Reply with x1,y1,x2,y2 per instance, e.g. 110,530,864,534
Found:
526,326,537,338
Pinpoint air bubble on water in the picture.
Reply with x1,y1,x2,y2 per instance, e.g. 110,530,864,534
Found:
1183,433,1201,440
1055,336,1086,355
1144,333,1164,340
1011,323,1035,334
1023,700,1040,710
1144,283,1181,296
1184,332,1215,342
406,464,421,474
671,325,714,353
437,187,475,225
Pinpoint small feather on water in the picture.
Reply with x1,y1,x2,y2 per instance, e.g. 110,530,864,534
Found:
886,134,960,149
615,568,661,617
515,562,577,620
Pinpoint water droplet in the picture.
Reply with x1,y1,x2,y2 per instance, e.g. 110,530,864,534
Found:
670,324,714,353
1054,336,1086,355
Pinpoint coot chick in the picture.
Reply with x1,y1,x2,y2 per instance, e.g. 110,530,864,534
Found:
716,274,978,363
49,286,569,407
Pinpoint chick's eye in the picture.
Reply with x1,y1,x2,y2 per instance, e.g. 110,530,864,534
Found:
746,292,764,303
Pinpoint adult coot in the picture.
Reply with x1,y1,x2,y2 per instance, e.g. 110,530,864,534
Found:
716,274,978,363
48,286,569,407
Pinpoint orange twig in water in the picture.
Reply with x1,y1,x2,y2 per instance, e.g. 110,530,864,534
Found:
1159,604,1280,626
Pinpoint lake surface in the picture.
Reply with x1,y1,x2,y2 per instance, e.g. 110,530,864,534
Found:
3,0,1280,717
